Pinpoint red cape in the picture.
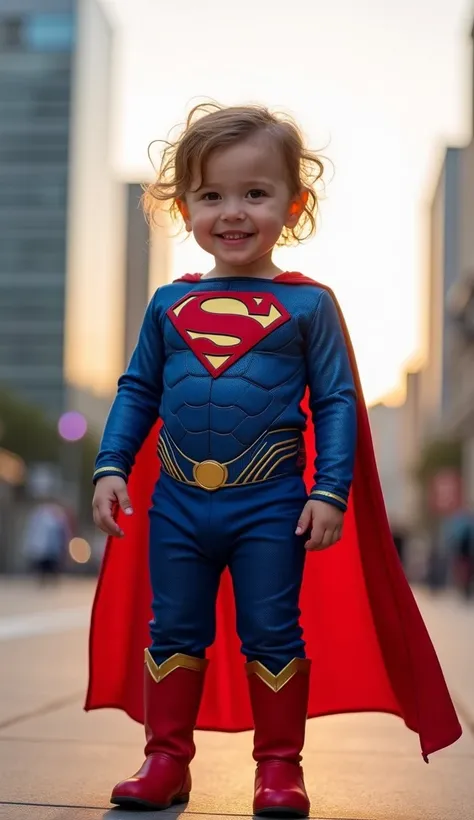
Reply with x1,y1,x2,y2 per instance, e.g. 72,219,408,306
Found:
85,273,462,760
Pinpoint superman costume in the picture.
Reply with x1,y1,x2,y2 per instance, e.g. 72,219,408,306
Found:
86,272,461,813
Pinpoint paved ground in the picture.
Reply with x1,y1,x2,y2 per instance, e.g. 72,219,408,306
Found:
0,576,473,820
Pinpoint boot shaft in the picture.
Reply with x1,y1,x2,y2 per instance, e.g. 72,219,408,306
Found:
246,658,311,763
144,650,208,762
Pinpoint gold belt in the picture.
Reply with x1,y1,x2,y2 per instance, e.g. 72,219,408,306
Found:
192,460,229,490
158,427,302,491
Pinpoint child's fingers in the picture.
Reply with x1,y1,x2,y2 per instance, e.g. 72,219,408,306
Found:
93,500,124,538
306,525,341,551
295,505,312,535
115,486,134,516
333,525,343,544
320,528,335,549
305,520,325,550
299,503,344,550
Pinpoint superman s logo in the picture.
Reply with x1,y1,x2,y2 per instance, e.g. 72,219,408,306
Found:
167,291,291,376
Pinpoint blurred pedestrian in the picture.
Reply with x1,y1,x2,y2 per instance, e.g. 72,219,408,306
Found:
22,499,71,584
454,517,474,599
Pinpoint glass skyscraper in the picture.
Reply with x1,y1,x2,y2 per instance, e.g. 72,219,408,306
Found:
0,1,171,434
0,0,75,418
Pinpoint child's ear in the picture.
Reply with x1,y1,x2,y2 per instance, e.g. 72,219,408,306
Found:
286,190,309,228
176,198,192,232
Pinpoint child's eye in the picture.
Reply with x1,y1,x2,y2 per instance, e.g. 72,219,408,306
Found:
247,189,267,199
201,192,221,201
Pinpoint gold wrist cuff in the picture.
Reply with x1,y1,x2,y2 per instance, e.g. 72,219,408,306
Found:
93,465,127,480
310,489,347,508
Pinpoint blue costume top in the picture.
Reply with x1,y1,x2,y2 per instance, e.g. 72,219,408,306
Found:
94,277,357,511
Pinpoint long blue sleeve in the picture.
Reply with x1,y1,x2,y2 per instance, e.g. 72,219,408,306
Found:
305,290,357,511
93,292,164,484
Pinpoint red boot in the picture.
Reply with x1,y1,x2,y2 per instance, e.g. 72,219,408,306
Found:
246,658,311,818
111,650,208,809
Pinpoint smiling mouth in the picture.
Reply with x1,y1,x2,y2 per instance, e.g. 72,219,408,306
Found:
216,232,254,240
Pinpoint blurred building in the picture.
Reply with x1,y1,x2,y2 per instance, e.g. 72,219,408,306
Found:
0,0,77,417
368,370,423,533
419,147,461,441
368,402,404,526
66,180,172,435
423,18,474,511
365,17,474,552
399,370,423,529
61,0,172,437
63,0,122,434
444,137,474,509
0,0,171,434
123,185,172,367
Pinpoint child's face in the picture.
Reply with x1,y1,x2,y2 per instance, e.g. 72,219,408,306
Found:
182,133,299,271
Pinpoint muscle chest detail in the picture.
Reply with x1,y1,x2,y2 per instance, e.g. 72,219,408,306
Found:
153,283,321,462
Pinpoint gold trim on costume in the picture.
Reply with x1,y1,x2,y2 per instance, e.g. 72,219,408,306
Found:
157,443,180,481
93,466,127,479
144,648,208,683
158,435,188,482
310,490,347,508
157,427,302,490
163,434,189,482
245,439,299,483
261,449,301,481
245,658,311,692
234,441,268,483
161,426,300,468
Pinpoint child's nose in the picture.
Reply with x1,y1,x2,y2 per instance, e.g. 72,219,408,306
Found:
221,199,245,220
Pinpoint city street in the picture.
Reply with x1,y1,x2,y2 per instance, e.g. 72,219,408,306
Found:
0,577,473,820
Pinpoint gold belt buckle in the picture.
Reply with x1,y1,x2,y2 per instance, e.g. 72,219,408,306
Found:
193,460,228,491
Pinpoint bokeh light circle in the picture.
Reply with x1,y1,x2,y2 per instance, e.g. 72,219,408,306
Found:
58,411,87,441
69,537,91,564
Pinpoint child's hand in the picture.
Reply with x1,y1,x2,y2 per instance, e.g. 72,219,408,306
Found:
296,499,344,551
92,476,133,538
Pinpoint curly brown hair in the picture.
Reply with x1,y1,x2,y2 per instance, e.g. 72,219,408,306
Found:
142,102,326,245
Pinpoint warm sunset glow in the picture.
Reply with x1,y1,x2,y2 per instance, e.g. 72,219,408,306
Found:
100,0,471,405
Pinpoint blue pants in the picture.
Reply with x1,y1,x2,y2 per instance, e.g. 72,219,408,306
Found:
148,473,307,674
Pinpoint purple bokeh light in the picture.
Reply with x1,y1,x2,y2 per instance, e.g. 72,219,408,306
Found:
58,411,87,442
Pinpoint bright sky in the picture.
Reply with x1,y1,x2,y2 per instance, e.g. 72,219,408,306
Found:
101,0,473,405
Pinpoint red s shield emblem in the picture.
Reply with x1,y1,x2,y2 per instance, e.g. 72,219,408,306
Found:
167,291,291,376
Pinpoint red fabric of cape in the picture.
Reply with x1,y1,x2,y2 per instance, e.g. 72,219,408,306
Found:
85,273,462,760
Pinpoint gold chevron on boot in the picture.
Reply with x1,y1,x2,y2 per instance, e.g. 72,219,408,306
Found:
247,659,311,817
145,648,207,682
